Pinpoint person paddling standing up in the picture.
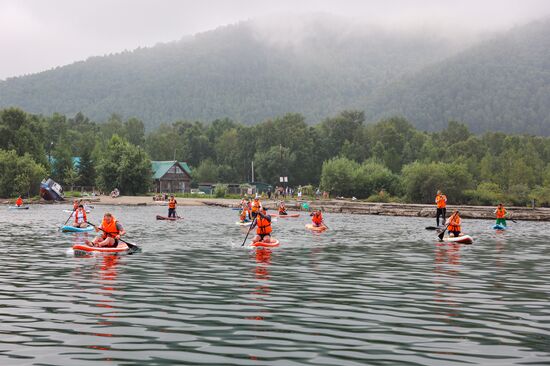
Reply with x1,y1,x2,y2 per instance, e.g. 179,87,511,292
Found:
251,207,273,244
15,195,23,207
74,204,88,228
435,190,447,227
168,195,178,218
87,213,126,247
445,210,462,237
495,203,507,227
251,196,262,220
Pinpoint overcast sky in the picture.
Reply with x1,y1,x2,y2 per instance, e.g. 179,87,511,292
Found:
1,0,549,80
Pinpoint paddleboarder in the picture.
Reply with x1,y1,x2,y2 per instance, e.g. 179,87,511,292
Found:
87,213,126,247
278,201,288,216
310,209,324,228
494,203,507,227
251,207,274,244
251,196,262,219
15,195,23,207
74,204,88,228
435,190,447,227
168,195,178,218
445,210,462,237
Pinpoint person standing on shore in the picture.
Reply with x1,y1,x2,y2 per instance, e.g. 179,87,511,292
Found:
168,195,178,218
435,190,447,227
494,203,507,227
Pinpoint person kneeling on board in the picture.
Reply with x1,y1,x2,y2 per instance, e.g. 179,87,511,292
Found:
87,213,126,247
278,201,288,215
494,203,507,227
250,196,262,219
74,204,89,228
251,207,273,243
15,195,24,207
310,209,324,227
445,210,462,237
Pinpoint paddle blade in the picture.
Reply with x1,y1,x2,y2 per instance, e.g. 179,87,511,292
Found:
437,229,446,240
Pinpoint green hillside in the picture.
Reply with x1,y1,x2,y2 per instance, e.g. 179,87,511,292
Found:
0,17,461,130
366,18,550,134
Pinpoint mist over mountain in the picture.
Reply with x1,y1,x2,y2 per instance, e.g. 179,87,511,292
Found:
0,14,548,134
365,18,550,135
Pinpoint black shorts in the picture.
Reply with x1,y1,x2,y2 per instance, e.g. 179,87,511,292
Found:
449,230,460,237
259,233,270,241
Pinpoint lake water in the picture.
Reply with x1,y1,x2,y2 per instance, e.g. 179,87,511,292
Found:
1,205,549,365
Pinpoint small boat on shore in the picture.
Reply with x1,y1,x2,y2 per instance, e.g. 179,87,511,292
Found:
40,178,64,201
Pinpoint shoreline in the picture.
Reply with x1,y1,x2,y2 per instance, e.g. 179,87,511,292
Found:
4,195,550,221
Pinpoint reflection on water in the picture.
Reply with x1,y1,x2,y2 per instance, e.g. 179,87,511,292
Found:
0,204,549,365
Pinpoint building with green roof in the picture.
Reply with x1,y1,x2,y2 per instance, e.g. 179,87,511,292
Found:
151,161,192,193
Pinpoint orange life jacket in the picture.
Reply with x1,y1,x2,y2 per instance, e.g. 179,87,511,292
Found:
101,217,119,239
168,199,176,209
15,197,23,206
448,214,461,232
256,216,272,235
496,207,507,219
436,194,447,208
74,209,87,224
279,204,286,214
312,213,323,226
251,200,261,213
240,210,247,221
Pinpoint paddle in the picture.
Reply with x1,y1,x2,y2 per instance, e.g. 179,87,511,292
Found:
241,216,257,247
61,207,77,228
437,211,458,240
87,221,140,251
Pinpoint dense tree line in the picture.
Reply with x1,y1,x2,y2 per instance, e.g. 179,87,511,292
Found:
1,107,549,206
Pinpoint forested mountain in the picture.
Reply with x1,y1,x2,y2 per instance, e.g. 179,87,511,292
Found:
365,18,550,134
0,16,465,130
0,16,548,133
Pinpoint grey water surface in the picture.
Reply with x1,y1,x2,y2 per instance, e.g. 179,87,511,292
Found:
0,205,549,365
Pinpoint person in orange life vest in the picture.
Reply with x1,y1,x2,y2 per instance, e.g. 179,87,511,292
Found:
435,190,447,227
310,209,324,227
74,204,88,228
87,213,126,247
239,199,250,223
494,203,507,227
445,210,462,237
15,195,23,207
251,197,262,219
168,195,178,218
278,201,287,215
251,207,273,243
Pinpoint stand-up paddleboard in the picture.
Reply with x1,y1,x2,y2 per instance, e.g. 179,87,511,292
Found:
61,225,94,233
441,235,474,244
72,242,129,253
236,221,252,226
305,224,328,232
8,206,29,210
250,239,280,248
271,213,300,218
156,215,183,220
492,224,507,230
425,226,444,230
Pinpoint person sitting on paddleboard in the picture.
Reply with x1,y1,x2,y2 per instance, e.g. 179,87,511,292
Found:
278,201,288,215
239,202,250,223
251,197,262,219
435,190,447,227
87,213,126,247
251,207,273,243
445,210,462,237
15,195,23,207
168,195,177,218
494,203,507,227
310,209,324,227
74,204,88,228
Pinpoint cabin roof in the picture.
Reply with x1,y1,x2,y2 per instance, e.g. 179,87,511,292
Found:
151,161,192,179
